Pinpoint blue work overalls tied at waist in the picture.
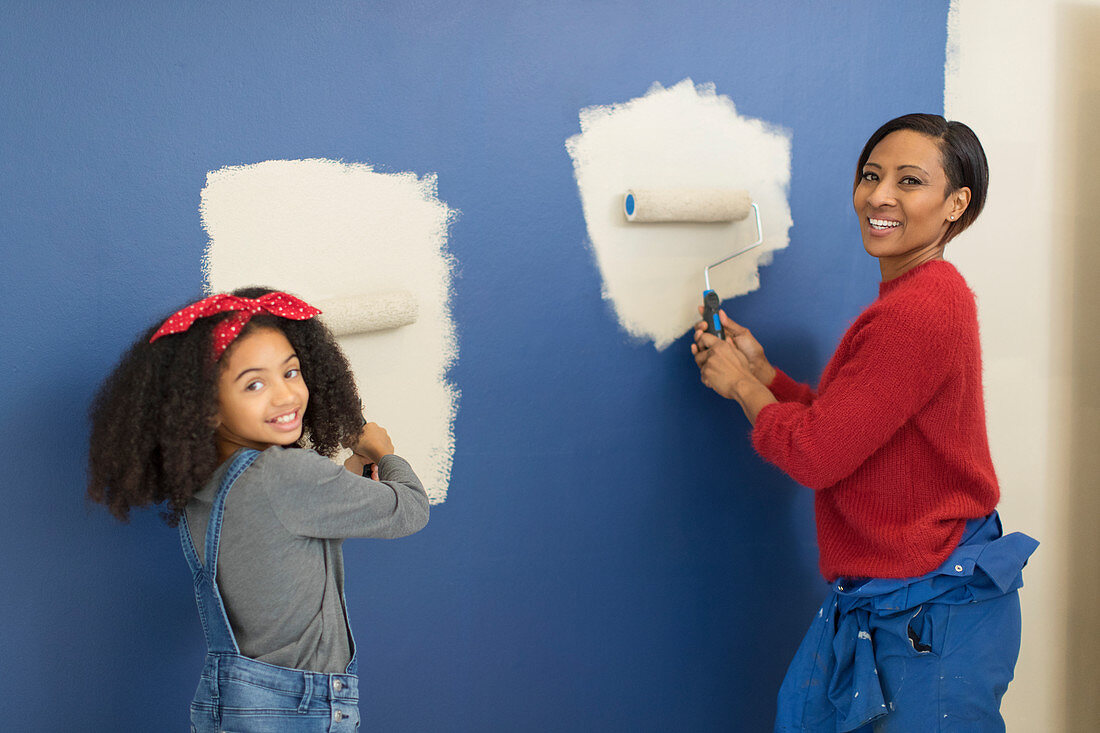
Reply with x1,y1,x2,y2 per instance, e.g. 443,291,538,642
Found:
776,512,1038,733
179,449,362,732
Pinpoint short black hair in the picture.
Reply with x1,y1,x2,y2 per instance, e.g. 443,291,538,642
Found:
87,286,363,525
855,113,989,244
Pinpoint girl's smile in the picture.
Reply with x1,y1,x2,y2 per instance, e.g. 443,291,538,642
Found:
268,409,301,428
213,326,309,461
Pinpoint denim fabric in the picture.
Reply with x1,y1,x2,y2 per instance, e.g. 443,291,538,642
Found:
181,449,361,732
188,654,360,733
776,512,1037,732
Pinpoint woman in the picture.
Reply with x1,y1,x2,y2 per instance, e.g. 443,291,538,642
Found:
692,114,1037,732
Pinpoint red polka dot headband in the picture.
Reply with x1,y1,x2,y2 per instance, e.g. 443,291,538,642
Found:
149,292,322,359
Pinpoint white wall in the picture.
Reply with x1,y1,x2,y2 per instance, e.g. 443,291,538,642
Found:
946,1,1100,729
1054,4,1100,729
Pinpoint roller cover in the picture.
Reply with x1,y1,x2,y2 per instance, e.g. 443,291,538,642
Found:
315,291,418,335
624,188,752,223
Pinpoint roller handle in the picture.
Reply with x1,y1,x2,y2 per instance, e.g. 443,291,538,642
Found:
702,290,723,341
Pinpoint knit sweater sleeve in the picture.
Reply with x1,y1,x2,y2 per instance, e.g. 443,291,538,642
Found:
767,368,817,405
751,290,962,489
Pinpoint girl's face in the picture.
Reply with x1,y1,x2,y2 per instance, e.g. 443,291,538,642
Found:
853,129,970,276
213,326,309,460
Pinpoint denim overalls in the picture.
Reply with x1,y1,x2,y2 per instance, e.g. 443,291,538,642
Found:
179,449,361,732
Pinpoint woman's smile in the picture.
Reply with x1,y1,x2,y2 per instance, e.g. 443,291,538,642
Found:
867,216,901,234
853,128,971,280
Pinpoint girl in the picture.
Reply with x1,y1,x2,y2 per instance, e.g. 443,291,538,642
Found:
88,286,429,731
692,114,1037,731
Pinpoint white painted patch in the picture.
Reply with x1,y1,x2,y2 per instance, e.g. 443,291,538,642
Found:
566,79,792,350
858,630,872,641
201,159,458,504
945,5,1068,728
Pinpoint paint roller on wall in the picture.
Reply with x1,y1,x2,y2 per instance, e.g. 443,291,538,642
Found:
313,290,418,336
623,189,763,340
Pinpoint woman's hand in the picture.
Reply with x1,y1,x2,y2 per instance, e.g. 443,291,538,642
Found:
695,307,776,386
692,313,779,424
692,331,757,400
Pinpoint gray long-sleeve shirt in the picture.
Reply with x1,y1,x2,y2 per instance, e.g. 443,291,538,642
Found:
185,446,428,672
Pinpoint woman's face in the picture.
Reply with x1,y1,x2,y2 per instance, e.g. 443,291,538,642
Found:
213,326,309,459
853,129,969,268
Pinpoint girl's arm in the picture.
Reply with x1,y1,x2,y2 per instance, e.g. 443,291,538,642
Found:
343,421,395,480
261,446,429,540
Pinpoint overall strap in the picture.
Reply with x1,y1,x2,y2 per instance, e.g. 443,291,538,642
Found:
205,449,261,575
178,448,261,654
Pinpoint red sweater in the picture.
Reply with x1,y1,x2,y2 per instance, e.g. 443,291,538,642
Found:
752,260,1000,581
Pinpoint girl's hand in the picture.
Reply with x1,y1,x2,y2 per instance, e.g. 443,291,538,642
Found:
693,307,776,386
351,421,396,464
692,331,757,400
343,452,380,480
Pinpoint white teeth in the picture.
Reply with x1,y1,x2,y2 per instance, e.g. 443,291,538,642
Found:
869,218,900,229
271,411,297,424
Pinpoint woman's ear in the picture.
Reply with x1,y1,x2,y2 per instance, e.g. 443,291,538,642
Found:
948,186,972,222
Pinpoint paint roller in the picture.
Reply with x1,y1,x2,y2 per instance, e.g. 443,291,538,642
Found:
313,290,418,336
623,188,763,341
317,291,415,460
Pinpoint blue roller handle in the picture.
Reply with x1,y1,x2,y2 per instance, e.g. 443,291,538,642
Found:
702,290,723,341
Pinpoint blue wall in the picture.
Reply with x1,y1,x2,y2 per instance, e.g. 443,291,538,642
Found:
0,3,949,730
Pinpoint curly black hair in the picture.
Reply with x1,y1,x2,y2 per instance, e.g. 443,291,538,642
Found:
87,286,364,525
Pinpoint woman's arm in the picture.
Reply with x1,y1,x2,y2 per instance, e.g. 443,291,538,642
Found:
696,309,817,405
751,299,961,489
692,330,778,424
767,368,817,405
